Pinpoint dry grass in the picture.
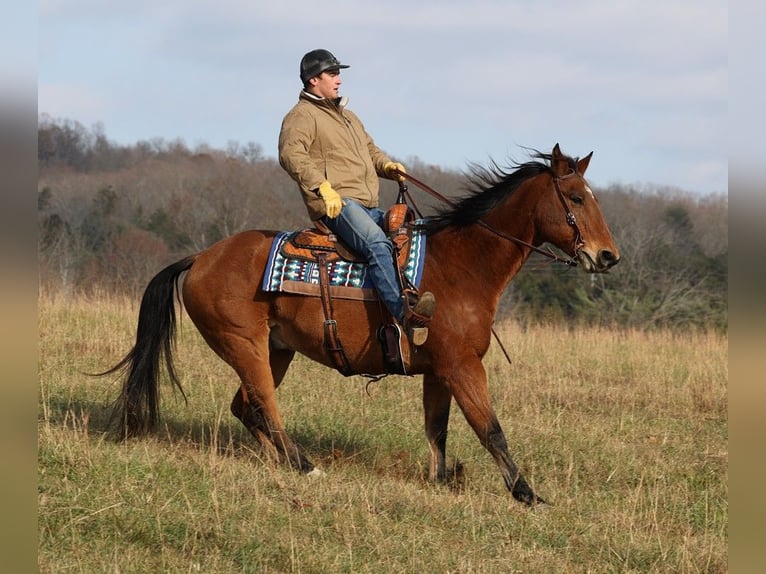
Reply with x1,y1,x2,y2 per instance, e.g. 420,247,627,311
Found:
38,293,727,573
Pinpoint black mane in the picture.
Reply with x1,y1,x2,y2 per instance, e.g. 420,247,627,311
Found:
422,150,576,235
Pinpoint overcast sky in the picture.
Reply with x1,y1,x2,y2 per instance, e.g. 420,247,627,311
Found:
38,0,727,195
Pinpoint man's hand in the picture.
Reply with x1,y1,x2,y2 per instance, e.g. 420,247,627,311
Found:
318,181,343,218
383,161,406,182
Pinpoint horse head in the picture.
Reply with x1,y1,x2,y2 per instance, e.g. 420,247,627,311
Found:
542,144,620,273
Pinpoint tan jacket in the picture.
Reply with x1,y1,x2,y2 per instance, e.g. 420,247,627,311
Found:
278,91,393,221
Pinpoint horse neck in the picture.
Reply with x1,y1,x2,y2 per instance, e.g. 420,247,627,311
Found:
428,193,538,302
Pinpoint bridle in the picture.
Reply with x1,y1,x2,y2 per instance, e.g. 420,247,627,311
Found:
394,168,585,267
551,170,586,258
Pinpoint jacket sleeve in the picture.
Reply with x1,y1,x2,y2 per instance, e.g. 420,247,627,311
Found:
368,137,393,178
346,110,392,176
278,108,325,193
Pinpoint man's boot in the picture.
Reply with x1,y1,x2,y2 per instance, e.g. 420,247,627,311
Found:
403,291,436,346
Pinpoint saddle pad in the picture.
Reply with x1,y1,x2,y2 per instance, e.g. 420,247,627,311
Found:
261,227,426,301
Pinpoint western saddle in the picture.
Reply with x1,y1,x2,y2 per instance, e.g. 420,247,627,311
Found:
282,201,418,376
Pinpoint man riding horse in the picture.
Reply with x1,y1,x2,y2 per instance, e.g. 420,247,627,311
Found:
278,49,436,346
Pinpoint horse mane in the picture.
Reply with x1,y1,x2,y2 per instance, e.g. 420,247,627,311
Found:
422,149,577,235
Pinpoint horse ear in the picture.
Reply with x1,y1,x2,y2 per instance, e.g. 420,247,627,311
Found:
551,143,568,175
577,151,593,175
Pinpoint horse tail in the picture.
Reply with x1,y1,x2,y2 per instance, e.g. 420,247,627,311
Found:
104,254,197,438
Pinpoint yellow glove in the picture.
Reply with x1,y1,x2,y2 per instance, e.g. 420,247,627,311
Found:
318,181,343,219
383,161,406,182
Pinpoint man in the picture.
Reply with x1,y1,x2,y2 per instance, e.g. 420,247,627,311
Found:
278,49,435,345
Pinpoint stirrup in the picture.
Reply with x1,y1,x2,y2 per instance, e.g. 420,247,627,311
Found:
403,291,436,346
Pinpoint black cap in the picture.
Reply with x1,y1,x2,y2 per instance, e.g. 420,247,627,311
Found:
299,49,349,84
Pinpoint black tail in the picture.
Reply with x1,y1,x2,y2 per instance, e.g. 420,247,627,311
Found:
102,255,197,438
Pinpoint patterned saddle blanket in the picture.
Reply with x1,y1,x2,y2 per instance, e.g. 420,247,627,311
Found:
261,225,427,301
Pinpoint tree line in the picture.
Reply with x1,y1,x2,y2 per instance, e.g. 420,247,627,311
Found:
38,115,727,331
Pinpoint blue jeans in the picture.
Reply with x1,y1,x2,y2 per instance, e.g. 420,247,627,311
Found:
320,199,404,320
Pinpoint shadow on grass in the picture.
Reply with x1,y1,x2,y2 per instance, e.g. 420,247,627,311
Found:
42,393,466,487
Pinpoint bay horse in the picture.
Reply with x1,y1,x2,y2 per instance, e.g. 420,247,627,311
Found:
105,144,619,506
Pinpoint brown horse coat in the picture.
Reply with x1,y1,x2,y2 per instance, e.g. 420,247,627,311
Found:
107,145,619,505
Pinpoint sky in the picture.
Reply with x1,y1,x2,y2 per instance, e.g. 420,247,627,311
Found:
37,0,728,195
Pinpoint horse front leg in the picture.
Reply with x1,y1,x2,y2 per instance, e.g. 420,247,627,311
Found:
423,374,452,482
447,358,546,506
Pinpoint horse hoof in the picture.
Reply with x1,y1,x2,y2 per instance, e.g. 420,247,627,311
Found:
306,468,325,479
532,498,553,512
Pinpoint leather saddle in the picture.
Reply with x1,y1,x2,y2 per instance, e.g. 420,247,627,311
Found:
278,203,417,377
279,203,415,268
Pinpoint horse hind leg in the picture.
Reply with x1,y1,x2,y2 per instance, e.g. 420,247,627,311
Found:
230,346,294,436
227,342,314,473
267,346,296,391
230,388,312,472
231,386,314,473
230,388,278,457
423,374,453,483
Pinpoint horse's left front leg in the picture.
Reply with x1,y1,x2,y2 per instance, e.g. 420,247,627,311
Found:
447,358,546,506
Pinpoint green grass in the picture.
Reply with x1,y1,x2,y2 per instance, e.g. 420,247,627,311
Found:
38,294,727,573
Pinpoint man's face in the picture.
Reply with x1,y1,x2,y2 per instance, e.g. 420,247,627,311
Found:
310,69,342,100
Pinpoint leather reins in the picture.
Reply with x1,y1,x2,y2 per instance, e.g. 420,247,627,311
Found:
393,168,584,267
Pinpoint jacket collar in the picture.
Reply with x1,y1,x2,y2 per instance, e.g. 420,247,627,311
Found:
300,90,348,111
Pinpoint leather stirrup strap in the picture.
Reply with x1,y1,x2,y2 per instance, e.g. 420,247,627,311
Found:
313,251,352,376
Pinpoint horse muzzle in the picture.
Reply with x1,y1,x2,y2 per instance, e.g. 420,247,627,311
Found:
577,248,620,273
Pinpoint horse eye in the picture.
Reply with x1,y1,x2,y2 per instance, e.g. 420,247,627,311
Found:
569,194,584,205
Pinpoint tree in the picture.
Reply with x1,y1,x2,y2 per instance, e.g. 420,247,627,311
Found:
37,116,727,331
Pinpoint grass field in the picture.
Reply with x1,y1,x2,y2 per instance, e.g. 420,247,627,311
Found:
38,293,727,573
